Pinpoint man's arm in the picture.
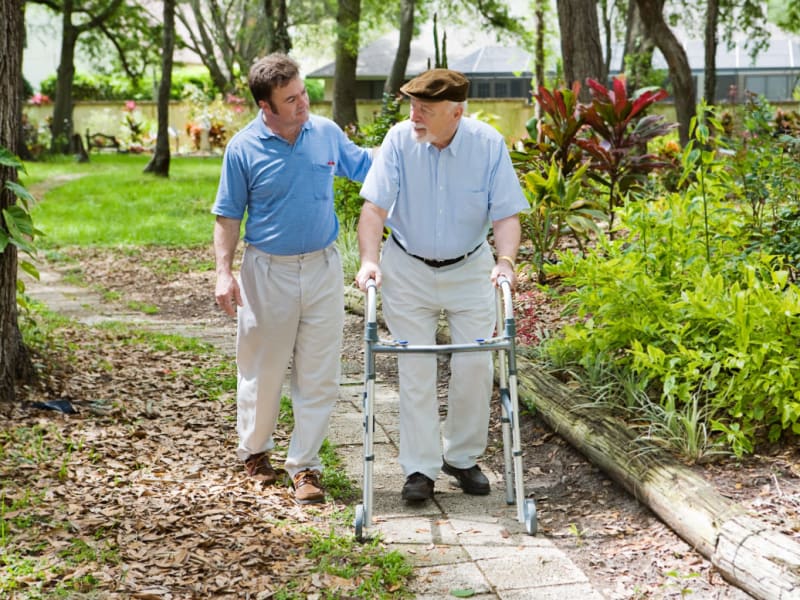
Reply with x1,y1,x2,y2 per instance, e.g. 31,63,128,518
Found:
214,215,243,316
490,214,522,289
355,200,389,291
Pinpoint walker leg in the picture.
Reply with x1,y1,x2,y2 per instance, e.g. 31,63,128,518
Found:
524,498,538,535
355,504,367,542
499,385,514,505
357,382,375,541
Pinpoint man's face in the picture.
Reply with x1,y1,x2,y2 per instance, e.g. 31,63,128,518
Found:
408,98,462,147
262,77,310,127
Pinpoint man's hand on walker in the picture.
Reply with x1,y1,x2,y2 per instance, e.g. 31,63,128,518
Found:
491,261,516,290
355,262,381,291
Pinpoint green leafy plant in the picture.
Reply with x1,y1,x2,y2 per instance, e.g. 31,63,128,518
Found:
544,159,800,457
304,528,412,598
513,82,603,282
520,160,603,283
568,522,586,547
1,147,42,315
662,569,701,597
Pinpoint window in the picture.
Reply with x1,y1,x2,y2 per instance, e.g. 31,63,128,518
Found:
476,82,491,98
510,79,527,98
744,73,795,101
714,74,737,103
767,75,789,100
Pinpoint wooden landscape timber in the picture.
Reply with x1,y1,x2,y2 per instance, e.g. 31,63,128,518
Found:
517,360,800,600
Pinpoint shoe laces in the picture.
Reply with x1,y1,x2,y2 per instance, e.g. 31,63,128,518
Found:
295,469,321,488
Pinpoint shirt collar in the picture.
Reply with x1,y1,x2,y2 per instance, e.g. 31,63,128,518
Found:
446,119,464,156
256,111,313,141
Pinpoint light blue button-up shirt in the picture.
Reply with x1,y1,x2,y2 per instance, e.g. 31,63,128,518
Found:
213,114,372,256
360,117,527,260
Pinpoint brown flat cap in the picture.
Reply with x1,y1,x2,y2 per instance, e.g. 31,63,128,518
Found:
400,69,469,102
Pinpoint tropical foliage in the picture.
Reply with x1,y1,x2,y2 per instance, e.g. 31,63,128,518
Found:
534,93,800,458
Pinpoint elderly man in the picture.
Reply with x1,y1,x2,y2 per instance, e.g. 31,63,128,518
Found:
355,69,528,502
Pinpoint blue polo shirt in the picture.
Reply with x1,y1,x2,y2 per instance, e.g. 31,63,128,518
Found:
360,117,527,260
212,113,372,255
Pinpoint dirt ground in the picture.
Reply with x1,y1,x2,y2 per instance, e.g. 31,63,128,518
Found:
20,245,800,599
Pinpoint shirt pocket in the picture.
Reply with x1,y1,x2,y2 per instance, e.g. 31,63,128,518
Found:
454,188,490,229
312,162,336,201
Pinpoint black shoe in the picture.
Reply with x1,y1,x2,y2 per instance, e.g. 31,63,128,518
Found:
401,472,434,502
442,461,490,495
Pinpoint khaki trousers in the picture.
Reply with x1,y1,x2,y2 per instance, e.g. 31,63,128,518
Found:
235,244,343,478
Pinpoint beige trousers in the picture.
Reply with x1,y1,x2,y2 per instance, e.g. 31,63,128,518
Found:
235,244,343,478
380,236,496,480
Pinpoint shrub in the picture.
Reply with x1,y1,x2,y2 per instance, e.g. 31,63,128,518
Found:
38,68,217,102
542,105,800,457
305,78,324,102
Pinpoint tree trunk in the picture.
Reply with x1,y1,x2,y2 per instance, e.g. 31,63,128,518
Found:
599,0,613,82
704,0,719,105
635,0,695,146
534,0,546,91
179,0,230,94
50,0,78,154
384,0,415,99
264,0,291,54
333,0,361,129
622,0,655,91
0,0,34,404
48,0,124,155
516,359,800,600
145,0,175,177
556,0,605,102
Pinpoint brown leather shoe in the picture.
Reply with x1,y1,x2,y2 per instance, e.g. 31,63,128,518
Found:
244,452,277,484
293,469,325,504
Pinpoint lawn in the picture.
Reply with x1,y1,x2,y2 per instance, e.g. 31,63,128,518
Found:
24,153,223,247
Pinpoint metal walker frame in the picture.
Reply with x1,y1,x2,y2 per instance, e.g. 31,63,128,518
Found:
355,276,537,541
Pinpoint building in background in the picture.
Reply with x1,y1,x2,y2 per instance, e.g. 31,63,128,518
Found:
309,26,800,105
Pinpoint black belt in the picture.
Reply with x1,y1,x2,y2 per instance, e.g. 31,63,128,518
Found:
391,234,482,268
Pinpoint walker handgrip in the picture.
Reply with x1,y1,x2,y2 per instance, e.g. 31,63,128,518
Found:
365,278,377,323
496,276,514,321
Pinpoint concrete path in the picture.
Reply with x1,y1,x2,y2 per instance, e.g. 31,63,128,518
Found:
25,269,606,599
336,372,605,600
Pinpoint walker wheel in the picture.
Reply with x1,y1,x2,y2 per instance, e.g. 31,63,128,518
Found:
355,504,366,542
524,498,538,535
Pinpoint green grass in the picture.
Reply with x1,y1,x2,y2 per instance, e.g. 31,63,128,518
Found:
305,529,413,598
24,153,222,247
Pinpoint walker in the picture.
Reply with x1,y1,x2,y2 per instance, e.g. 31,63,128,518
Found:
355,276,537,541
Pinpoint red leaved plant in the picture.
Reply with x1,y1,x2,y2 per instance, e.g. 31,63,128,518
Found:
577,76,676,235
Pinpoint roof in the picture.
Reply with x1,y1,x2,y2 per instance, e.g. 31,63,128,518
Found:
308,24,800,81
449,46,533,75
609,29,800,73
307,26,534,79
307,32,435,79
